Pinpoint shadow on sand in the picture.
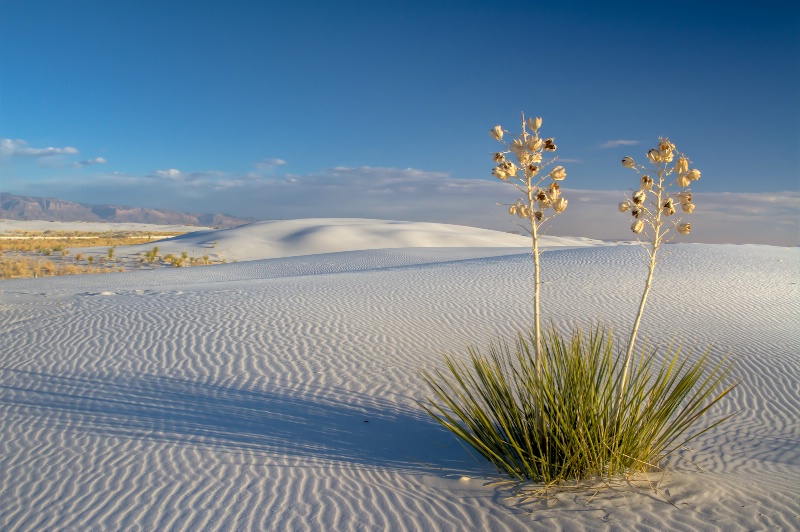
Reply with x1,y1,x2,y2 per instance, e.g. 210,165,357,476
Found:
0,369,489,475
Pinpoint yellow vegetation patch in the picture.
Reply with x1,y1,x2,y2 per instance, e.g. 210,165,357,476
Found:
0,229,227,279
0,256,118,279
0,230,186,252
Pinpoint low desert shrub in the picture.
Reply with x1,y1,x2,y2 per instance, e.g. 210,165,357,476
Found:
144,246,159,263
0,256,103,279
163,253,186,267
0,257,28,278
59,263,82,275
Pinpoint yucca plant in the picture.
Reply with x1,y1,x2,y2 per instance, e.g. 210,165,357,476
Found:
421,327,736,484
420,123,737,490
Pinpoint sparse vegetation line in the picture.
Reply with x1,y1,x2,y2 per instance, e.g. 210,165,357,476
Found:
0,229,223,279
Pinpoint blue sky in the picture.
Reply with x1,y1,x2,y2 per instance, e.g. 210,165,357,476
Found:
1,0,798,245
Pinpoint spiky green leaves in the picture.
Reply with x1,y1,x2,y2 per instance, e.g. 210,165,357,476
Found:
420,327,736,484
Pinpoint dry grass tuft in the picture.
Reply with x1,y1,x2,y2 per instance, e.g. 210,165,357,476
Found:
0,256,105,278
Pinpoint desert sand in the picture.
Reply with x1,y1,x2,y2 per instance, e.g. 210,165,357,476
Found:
59,218,610,264
1,219,798,530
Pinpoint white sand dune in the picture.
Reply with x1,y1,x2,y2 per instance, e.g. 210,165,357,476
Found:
1,220,798,530
71,218,611,263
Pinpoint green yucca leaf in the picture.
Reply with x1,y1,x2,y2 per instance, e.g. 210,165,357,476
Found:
419,326,736,484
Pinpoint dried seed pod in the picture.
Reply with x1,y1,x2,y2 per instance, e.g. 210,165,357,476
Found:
549,166,566,181
662,198,676,216
490,125,503,141
528,117,542,131
658,138,675,162
525,164,540,178
500,161,518,177
675,156,689,174
547,182,561,200
492,167,509,181
526,136,543,151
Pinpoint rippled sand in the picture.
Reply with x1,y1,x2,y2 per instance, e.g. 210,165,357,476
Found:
2,220,798,530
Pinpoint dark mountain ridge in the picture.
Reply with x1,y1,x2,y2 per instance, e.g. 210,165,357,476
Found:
0,192,254,228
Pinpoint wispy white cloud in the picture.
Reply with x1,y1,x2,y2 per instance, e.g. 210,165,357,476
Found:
151,168,184,180
599,140,640,149
74,156,107,167
0,138,79,157
255,158,287,169
149,168,230,185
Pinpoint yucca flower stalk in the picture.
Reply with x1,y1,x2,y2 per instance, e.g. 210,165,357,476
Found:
616,138,701,403
489,113,567,366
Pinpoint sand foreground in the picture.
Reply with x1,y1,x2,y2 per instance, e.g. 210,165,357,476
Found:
1,220,798,530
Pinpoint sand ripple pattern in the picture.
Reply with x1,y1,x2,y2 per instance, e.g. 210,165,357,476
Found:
1,244,798,530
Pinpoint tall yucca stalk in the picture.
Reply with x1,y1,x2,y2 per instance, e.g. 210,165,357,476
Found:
616,139,700,404
489,114,568,365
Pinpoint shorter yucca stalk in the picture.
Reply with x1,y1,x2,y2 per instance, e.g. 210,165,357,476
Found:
420,326,736,485
617,139,701,405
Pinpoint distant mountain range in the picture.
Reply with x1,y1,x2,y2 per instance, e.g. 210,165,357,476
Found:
0,193,254,228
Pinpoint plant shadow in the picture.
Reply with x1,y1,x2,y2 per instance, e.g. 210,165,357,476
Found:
0,369,488,475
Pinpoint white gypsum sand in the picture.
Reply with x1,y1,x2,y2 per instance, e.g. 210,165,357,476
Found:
1,219,798,530
65,218,608,264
